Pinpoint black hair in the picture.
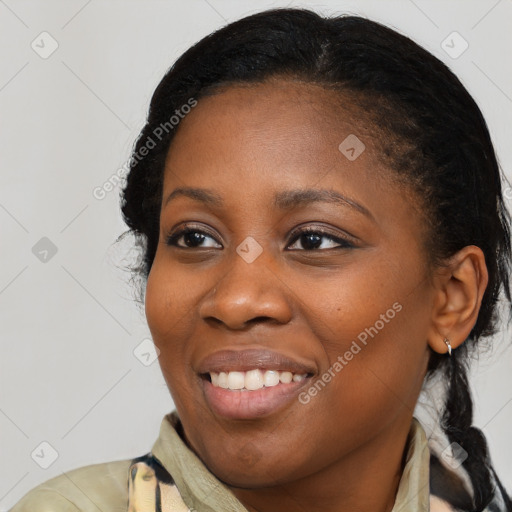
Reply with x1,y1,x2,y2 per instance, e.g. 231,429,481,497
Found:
120,8,512,511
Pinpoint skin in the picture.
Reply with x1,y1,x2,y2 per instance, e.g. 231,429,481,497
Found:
144,78,488,512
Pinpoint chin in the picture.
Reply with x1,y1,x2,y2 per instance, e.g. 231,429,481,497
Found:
213,467,289,489
202,449,308,489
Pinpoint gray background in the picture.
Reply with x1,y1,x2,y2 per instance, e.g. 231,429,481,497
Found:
1,0,511,509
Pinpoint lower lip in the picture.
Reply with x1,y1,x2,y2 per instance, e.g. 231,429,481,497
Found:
202,378,311,419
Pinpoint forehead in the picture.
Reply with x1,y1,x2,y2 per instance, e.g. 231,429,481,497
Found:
163,78,388,191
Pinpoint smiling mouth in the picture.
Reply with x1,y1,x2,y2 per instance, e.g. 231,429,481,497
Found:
197,349,316,418
201,370,314,419
203,369,311,391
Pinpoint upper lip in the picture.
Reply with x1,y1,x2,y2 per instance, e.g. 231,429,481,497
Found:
196,349,316,375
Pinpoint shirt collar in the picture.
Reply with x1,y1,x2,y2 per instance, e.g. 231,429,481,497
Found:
391,417,431,511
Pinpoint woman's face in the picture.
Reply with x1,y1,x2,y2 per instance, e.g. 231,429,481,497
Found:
145,79,435,487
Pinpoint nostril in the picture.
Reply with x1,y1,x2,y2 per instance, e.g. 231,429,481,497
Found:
204,317,224,327
248,316,275,325
203,315,274,329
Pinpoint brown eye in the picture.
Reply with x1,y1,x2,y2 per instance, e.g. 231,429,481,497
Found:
166,227,222,249
287,228,354,251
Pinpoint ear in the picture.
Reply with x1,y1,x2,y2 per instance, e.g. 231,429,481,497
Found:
427,245,488,355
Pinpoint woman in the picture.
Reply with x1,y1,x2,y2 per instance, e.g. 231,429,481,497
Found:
10,7,512,512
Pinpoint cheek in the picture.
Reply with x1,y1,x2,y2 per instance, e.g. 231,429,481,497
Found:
145,270,193,413
145,251,199,340
144,257,196,391
301,256,431,423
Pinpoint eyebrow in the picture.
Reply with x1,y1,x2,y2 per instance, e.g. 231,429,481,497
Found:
273,189,373,219
163,186,373,220
164,187,223,208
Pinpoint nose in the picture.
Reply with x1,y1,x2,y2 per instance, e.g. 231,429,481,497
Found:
198,250,293,330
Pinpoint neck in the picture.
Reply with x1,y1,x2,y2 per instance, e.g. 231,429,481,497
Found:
229,414,414,512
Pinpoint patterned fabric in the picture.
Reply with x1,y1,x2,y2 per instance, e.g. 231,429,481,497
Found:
128,456,187,512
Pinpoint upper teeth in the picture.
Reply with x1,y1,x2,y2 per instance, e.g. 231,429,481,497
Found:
210,370,307,390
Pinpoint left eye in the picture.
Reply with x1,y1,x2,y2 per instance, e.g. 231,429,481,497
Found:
287,230,353,251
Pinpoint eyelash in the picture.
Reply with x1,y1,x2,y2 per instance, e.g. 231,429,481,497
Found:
165,224,355,251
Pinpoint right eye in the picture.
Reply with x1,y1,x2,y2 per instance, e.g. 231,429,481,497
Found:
165,226,222,249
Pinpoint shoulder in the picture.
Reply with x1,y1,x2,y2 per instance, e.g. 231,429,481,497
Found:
9,458,132,512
